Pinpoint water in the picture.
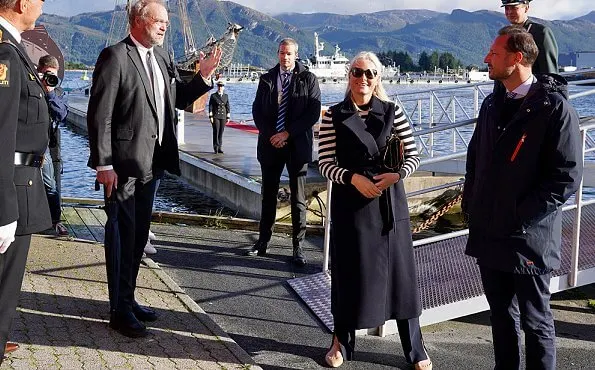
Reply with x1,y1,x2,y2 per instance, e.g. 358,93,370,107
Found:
59,72,595,214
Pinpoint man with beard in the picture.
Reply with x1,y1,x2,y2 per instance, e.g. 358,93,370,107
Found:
87,0,221,337
463,25,582,369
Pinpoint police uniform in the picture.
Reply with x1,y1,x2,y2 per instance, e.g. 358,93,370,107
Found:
501,0,559,74
0,23,51,362
208,82,230,153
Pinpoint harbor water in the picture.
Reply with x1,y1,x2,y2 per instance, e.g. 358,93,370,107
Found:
60,71,595,215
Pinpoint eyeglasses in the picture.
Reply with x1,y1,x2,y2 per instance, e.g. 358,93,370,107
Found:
350,67,378,79
150,17,170,27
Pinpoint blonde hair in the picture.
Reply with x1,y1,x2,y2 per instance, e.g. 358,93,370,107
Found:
345,51,389,102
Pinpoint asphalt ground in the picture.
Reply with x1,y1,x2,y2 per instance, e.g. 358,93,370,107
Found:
148,223,595,370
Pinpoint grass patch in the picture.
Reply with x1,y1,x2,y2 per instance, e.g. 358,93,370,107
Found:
588,300,595,310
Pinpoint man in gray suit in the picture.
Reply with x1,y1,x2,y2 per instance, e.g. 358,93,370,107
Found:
502,0,559,74
87,0,221,338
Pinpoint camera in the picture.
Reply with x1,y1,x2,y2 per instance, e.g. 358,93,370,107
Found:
42,72,59,87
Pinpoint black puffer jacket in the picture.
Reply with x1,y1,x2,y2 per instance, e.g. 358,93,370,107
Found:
463,74,583,274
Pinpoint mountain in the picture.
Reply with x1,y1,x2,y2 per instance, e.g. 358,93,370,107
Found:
37,3,595,68
38,0,315,68
278,8,595,66
276,9,441,33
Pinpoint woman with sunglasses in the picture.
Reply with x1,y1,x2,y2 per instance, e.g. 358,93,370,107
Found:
318,51,431,369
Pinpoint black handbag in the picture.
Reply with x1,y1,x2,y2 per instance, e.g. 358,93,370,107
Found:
381,130,405,172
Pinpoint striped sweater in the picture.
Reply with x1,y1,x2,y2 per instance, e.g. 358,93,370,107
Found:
318,103,420,185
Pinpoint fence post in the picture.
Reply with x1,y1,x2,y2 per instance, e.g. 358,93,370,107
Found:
569,129,586,287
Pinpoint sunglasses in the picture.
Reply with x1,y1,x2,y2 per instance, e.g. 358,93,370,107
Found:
350,67,378,79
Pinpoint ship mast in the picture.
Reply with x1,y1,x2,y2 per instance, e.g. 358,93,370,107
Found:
177,0,196,55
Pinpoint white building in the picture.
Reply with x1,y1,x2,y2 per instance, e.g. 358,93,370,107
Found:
576,51,595,69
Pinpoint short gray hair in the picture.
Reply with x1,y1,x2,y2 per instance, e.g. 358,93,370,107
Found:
128,0,166,25
345,51,390,102
0,0,18,11
278,38,298,53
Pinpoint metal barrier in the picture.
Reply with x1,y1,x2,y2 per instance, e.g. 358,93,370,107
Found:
320,80,595,278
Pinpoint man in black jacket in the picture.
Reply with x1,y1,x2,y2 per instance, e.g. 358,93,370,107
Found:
0,0,51,363
246,38,321,266
502,0,558,74
463,26,582,370
87,0,220,338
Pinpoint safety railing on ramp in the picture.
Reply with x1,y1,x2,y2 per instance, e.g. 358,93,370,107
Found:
288,81,595,336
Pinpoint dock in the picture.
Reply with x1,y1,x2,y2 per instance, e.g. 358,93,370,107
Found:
65,93,326,219
4,206,594,369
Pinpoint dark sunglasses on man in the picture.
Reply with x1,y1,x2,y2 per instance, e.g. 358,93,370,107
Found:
350,67,378,79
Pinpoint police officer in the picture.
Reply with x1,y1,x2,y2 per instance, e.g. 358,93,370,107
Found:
0,0,51,363
208,80,230,153
501,0,559,74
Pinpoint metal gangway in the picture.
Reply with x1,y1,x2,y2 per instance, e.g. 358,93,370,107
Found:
289,76,595,336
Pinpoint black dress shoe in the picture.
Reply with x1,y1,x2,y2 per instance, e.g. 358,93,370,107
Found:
245,241,268,256
109,311,148,338
218,148,224,153
133,302,159,322
292,246,307,267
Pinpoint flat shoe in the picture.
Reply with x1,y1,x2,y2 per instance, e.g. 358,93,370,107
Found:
414,359,432,370
325,347,344,368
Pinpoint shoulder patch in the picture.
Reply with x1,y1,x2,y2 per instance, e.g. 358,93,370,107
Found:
0,60,9,87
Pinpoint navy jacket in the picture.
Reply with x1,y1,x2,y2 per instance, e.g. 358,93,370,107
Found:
252,61,321,167
463,74,582,274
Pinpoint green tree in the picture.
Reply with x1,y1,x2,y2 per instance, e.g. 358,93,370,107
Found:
418,51,430,71
430,51,440,71
438,52,458,71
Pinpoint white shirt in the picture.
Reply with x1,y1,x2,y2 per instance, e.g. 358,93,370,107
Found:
508,74,535,98
0,16,22,43
130,35,166,128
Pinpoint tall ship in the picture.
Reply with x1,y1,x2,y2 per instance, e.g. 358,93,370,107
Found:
303,32,350,81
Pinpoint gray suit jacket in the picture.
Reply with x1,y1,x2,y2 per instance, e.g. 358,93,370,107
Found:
87,36,212,180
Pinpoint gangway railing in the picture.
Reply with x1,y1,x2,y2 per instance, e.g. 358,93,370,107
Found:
321,82,595,291
394,76,595,160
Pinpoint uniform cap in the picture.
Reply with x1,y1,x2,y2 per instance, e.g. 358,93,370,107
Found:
216,80,226,86
501,0,531,7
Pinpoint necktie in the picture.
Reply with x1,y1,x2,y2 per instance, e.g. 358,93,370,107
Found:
146,50,165,145
506,91,518,99
276,71,291,133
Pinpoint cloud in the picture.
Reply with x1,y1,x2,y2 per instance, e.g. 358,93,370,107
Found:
232,0,592,20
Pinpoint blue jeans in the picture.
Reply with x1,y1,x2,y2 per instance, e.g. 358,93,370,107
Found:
42,149,61,224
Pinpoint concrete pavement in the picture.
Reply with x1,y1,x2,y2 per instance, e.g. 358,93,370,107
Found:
2,235,260,370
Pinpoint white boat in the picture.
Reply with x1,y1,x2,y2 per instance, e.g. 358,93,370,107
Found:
303,32,350,81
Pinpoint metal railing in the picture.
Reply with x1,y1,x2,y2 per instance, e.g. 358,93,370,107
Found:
321,80,595,284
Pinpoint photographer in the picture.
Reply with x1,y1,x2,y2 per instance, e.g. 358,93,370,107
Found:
38,55,69,236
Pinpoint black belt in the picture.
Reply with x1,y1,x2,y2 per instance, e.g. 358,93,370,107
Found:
14,152,44,167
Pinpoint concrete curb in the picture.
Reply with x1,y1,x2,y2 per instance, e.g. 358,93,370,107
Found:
142,257,263,370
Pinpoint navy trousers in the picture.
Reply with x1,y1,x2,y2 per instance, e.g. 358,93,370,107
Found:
480,266,556,370
258,158,307,246
104,173,159,314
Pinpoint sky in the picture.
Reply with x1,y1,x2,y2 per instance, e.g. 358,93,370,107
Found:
43,0,593,20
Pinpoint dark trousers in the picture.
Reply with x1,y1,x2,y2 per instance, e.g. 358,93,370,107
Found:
258,158,307,245
334,317,429,363
104,172,159,314
211,118,226,151
0,235,31,364
42,149,61,224
480,266,556,370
